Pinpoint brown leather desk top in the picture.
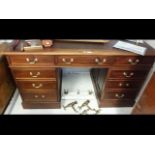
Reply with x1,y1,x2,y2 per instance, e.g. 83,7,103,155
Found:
1,40,155,56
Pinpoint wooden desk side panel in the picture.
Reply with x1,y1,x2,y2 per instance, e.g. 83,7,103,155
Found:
0,56,16,114
133,73,155,114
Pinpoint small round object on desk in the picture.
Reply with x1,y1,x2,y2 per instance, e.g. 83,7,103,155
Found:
42,40,53,47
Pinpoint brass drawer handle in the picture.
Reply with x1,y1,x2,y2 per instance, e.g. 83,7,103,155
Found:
123,72,134,78
119,83,123,87
34,95,39,98
41,95,45,98
115,93,125,99
95,58,107,65
126,83,130,87
34,95,46,98
30,72,40,78
32,83,43,89
119,83,130,87
26,58,38,64
128,59,140,65
62,58,74,64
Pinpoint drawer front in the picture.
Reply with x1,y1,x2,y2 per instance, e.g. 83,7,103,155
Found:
57,56,115,66
16,80,57,90
100,99,135,107
103,90,137,99
8,55,55,66
109,70,148,79
21,90,58,102
115,56,155,66
22,101,60,109
12,68,57,79
105,80,143,89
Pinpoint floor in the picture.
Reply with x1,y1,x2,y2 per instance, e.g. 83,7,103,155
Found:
5,90,132,115
5,68,133,115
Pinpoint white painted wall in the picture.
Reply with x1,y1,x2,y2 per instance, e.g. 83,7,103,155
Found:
145,40,155,48
0,40,13,43
145,40,155,72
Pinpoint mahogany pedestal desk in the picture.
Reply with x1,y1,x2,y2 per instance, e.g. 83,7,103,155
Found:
3,40,155,109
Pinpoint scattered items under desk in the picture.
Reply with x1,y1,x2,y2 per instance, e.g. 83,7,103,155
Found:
61,68,100,115
6,94,133,114
62,100,101,115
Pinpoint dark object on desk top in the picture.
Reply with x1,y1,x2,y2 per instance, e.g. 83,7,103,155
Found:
12,40,20,50
8,40,43,52
22,40,43,51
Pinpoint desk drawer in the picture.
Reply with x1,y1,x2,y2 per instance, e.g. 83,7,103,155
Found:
105,80,143,89
16,80,57,90
21,90,58,102
100,99,135,107
103,90,137,99
22,101,60,109
57,56,115,66
8,55,55,66
115,56,155,66
12,68,57,79
109,70,148,79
